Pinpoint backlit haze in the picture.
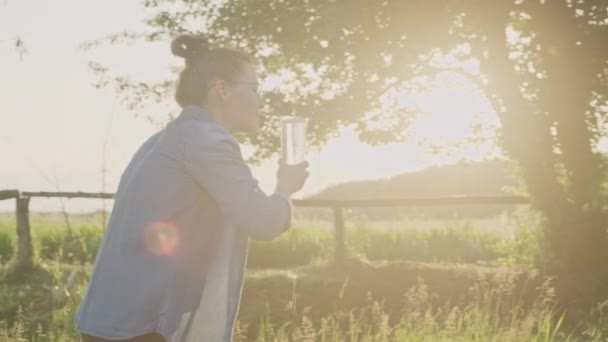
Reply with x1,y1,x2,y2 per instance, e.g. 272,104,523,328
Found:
0,0,503,212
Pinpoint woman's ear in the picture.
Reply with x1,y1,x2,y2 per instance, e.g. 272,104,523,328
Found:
215,79,231,100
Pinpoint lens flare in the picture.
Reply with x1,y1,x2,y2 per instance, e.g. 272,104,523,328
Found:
144,221,179,256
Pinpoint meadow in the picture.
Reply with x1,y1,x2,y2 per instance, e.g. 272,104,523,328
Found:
0,210,605,341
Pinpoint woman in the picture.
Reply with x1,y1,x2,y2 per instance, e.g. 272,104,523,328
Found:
75,35,309,342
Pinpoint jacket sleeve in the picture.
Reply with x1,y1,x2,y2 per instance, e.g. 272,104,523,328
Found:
183,131,291,241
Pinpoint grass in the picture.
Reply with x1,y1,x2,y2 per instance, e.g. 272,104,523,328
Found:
0,210,542,269
0,211,604,340
0,259,606,341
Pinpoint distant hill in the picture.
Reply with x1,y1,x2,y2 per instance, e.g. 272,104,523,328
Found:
305,159,524,219
309,159,521,199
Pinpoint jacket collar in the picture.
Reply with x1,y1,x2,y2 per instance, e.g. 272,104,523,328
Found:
179,105,213,122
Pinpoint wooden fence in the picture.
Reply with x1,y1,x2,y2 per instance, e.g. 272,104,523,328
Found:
0,189,530,271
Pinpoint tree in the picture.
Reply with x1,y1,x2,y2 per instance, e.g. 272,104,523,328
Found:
93,0,608,312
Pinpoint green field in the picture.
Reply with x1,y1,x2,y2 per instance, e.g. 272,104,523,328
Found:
0,212,605,341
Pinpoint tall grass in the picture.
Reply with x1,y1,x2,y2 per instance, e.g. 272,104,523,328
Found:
0,213,542,269
2,210,597,341
1,263,605,341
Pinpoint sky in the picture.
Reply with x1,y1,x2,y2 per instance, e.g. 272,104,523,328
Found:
0,0,502,213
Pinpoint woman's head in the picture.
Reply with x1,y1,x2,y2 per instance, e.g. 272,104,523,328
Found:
171,35,262,133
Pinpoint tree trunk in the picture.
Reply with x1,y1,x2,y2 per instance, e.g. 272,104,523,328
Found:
533,3,608,312
479,3,608,312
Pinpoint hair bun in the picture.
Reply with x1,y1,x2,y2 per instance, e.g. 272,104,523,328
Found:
171,35,210,62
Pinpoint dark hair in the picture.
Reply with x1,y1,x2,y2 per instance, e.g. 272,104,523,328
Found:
171,35,252,107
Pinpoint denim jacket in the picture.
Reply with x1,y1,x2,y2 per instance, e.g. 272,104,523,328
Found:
75,106,291,341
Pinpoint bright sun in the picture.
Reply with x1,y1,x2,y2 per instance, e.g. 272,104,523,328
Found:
293,70,504,197
367,70,501,161
408,71,500,156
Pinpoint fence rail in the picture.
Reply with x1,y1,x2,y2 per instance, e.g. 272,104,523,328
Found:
0,190,530,270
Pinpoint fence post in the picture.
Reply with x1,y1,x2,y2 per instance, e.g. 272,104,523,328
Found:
15,195,33,271
333,206,345,266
